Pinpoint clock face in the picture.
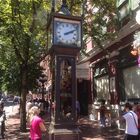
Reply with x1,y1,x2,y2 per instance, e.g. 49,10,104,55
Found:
54,17,81,47
56,23,78,44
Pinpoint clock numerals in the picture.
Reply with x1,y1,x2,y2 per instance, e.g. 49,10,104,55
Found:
56,22,78,44
54,19,81,47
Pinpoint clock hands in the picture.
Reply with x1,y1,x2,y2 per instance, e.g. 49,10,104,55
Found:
64,29,76,35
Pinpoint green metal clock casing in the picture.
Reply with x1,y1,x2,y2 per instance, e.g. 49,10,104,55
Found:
53,16,82,47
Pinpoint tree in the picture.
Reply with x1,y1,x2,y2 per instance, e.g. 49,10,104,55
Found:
83,0,117,55
0,0,51,131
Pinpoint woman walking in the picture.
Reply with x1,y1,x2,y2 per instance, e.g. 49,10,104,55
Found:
28,106,47,140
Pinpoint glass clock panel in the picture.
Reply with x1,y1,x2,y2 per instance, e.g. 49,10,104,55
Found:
56,23,78,44
60,59,72,120
53,17,81,47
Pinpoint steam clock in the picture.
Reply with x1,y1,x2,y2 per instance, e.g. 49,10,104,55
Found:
47,1,82,140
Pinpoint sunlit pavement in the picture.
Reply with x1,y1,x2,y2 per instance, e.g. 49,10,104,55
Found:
78,116,124,140
4,102,19,118
5,116,28,140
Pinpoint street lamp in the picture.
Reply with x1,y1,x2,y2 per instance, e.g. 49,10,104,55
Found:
38,73,48,100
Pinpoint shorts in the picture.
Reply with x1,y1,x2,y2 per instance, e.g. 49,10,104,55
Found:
124,134,138,140
29,138,42,140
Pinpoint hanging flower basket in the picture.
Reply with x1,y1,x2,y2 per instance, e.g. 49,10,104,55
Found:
132,32,140,67
138,55,140,67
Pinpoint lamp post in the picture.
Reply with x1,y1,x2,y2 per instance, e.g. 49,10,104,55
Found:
38,73,48,100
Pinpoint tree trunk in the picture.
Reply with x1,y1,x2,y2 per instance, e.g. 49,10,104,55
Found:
20,64,28,132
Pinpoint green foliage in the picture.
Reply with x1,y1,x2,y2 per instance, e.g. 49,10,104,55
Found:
83,0,118,51
0,0,52,93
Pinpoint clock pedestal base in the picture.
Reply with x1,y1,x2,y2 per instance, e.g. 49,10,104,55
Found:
49,127,81,140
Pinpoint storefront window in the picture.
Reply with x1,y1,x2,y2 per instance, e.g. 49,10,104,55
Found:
131,0,139,10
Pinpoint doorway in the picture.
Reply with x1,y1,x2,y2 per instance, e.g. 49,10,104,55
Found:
77,79,89,116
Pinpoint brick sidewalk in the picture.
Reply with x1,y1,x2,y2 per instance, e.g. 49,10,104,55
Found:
78,116,124,140
3,115,124,140
4,115,29,140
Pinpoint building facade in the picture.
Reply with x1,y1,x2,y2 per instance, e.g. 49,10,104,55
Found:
77,0,140,126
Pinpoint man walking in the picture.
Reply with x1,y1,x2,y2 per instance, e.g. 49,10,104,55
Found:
123,102,139,140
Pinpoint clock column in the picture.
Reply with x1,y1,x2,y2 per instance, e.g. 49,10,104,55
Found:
47,2,82,140
48,47,81,140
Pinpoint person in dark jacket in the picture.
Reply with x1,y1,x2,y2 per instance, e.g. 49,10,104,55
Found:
99,100,107,127
0,101,6,139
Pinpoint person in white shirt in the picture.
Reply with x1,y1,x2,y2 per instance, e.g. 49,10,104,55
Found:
26,100,33,119
122,102,139,140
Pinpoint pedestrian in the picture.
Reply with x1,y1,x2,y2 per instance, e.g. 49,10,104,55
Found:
26,99,33,120
28,106,47,140
135,104,140,139
0,101,6,139
76,100,80,119
99,99,107,127
122,102,139,140
133,102,138,112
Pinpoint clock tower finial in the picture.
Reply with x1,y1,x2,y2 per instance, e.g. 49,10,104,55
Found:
62,0,67,6
60,0,71,15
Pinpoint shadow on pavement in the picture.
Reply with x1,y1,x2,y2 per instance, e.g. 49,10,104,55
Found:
3,114,124,140
78,117,124,140
4,116,29,140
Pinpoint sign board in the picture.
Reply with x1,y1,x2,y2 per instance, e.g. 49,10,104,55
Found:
76,62,89,79
76,68,89,79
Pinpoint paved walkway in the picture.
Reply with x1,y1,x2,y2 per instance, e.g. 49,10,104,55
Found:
3,115,125,140
5,115,29,140
78,117,124,140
